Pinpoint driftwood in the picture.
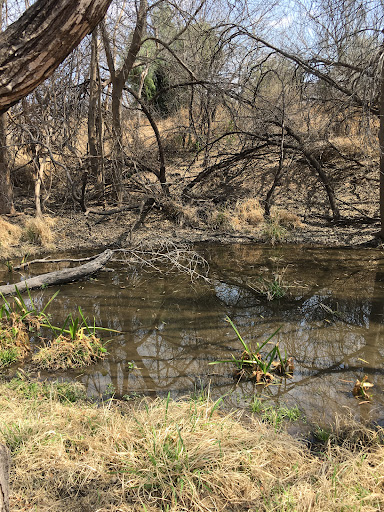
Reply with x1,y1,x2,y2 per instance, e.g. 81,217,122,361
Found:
13,255,97,271
0,445,9,512
0,249,113,296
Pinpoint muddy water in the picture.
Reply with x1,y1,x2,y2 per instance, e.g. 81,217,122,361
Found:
2,244,384,425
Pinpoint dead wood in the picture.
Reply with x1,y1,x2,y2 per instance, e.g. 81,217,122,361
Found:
13,255,98,271
0,249,113,296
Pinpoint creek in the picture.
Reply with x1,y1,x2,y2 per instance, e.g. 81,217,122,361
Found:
2,244,384,426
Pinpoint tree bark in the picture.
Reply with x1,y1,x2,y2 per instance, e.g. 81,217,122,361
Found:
379,55,384,238
0,249,113,295
0,113,14,214
0,445,9,512
0,0,113,113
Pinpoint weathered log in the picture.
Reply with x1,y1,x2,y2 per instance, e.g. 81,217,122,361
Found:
0,445,9,512
0,249,113,296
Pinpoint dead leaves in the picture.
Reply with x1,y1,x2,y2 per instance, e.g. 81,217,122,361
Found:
352,375,374,401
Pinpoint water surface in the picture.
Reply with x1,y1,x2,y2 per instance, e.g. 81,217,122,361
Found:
2,244,384,426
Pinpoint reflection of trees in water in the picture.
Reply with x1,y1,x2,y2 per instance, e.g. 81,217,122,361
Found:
18,247,384,423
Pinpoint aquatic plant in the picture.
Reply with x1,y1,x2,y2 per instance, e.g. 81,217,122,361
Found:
32,332,107,370
33,307,119,370
352,375,374,401
209,316,293,383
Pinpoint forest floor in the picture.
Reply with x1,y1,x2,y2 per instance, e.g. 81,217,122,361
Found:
1,133,382,261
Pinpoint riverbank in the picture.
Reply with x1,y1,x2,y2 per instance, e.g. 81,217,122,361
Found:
1,377,383,512
0,204,381,264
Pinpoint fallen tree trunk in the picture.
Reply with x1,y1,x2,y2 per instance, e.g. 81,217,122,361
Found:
0,249,113,296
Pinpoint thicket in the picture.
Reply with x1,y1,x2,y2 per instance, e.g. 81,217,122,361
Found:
0,0,382,240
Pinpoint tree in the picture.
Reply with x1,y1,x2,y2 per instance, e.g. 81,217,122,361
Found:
0,0,113,214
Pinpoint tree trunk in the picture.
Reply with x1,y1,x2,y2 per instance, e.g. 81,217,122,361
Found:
102,0,148,205
0,113,13,214
88,27,103,186
379,56,384,238
0,0,113,113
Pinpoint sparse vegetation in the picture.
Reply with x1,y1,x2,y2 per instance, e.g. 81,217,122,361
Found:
250,398,302,430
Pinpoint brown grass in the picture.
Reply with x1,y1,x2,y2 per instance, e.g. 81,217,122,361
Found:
0,218,22,257
32,333,107,370
270,207,303,229
208,198,264,231
0,382,383,512
22,216,56,246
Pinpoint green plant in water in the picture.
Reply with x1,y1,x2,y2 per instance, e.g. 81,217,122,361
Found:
209,316,293,383
249,264,288,301
34,307,119,371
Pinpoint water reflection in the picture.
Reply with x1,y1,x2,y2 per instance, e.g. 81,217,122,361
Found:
1,244,384,424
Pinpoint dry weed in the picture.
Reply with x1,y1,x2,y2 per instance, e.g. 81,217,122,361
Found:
270,207,303,229
22,216,56,246
234,197,264,226
208,198,264,231
0,218,22,256
0,386,383,511
32,333,107,370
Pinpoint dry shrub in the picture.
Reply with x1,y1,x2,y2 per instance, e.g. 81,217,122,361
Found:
22,216,56,246
234,197,264,226
162,200,200,228
32,333,107,370
1,387,383,512
270,207,303,229
208,198,264,231
0,218,22,254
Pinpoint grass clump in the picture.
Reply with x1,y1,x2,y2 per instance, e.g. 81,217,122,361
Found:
263,208,303,244
0,382,384,511
32,332,107,370
210,316,293,383
208,198,264,231
0,218,22,258
22,216,55,246
250,398,302,430
0,313,30,367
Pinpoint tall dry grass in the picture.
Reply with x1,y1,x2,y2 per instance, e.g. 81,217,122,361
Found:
0,218,22,258
0,380,383,512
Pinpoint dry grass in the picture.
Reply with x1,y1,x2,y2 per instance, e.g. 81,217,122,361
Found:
208,198,264,231
0,381,383,511
270,207,303,229
0,218,22,257
21,216,56,246
0,313,30,367
32,333,107,370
